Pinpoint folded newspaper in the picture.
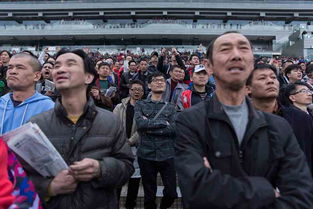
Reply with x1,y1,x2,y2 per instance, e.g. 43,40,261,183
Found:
1,122,68,177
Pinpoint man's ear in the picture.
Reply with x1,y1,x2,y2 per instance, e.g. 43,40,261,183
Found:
203,59,213,75
289,94,296,103
34,71,41,82
245,85,252,96
148,83,151,90
85,73,94,85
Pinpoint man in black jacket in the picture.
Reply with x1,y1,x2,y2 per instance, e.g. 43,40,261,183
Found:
246,63,313,174
21,49,134,209
175,32,313,209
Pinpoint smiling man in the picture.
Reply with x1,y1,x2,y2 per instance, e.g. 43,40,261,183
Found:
21,49,134,209
175,32,313,209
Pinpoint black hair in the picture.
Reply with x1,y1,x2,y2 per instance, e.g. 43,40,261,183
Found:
246,63,277,85
306,64,313,75
284,64,301,77
148,72,166,84
21,50,38,58
128,60,137,66
0,50,12,58
282,60,294,68
189,53,199,61
206,31,252,64
279,81,312,107
98,62,111,69
169,65,183,72
129,79,144,89
42,61,54,67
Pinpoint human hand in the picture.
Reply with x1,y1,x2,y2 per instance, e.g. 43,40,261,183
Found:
203,157,213,173
70,158,101,182
90,88,100,100
49,169,77,196
274,188,280,198
172,48,178,55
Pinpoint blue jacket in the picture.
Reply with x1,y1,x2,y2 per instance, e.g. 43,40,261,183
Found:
0,92,54,134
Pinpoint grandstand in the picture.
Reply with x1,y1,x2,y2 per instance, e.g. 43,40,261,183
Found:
1,0,313,58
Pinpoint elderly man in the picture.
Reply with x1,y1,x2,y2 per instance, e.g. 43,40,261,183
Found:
175,32,313,209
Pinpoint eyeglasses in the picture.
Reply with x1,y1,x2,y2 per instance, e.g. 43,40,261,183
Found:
130,88,143,92
291,89,313,95
151,78,165,83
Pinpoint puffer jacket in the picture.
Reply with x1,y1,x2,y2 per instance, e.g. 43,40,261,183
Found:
175,95,313,209
22,98,134,209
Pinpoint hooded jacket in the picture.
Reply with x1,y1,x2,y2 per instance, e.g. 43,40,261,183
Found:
0,92,54,135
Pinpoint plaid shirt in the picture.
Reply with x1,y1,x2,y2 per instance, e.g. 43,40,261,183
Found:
134,98,176,161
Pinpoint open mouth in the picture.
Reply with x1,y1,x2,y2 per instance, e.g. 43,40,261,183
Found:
228,67,244,72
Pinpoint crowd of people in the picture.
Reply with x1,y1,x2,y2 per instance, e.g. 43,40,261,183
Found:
0,31,313,209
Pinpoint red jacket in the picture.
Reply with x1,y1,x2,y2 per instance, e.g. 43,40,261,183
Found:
0,139,14,209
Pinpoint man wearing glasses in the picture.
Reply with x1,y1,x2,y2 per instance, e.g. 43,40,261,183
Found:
134,72,177,209
114,79,145,209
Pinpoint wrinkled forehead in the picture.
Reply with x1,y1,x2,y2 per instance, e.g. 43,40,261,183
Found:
214,33,251,49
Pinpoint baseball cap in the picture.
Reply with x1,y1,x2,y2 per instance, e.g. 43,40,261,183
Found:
193,64,207,73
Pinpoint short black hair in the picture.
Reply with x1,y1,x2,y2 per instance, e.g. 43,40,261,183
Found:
148,72,166,84
246,63,277,85
206,31,252,64
306,64,313,75
169,65,183,72
129,79,144,89
282,60,294,68
42,61,54,67
284,64,301,77
128,60,137,66
189,53,199,61
98,62,111,69
22,50,38,58
279,81,312,106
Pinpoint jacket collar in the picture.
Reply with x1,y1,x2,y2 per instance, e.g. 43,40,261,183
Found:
206,94,268,148
55,96,97,124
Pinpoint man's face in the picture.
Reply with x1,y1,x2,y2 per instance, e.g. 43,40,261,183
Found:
170,67,185,81
139,61,148,72
210,33,254,91
149,76,166,93
52,53,93,91
126,56,132,61
98,65,111,78
41,63,53,80
6,57,40,91
300,63,306,71
129,83,144,100
171,55,178,65
150,55,158,63
247,68,279,100
1,51,10,64
282,61,293,72
191,70,209,87
287,68,302,82
190,56,200,65
129,62,137,73
289,85,313,106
